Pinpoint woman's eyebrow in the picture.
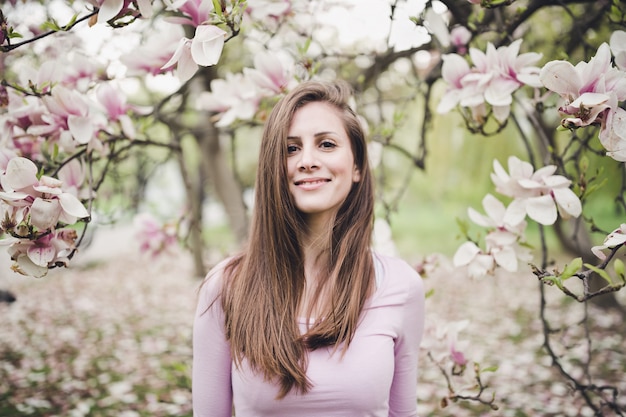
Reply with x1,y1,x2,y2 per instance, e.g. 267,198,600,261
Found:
314,131,337,137
287,131,337,140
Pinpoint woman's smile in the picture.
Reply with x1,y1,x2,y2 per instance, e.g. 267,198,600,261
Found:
294,177,331,190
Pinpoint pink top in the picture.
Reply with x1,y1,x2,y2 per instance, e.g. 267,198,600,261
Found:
192,253,425,417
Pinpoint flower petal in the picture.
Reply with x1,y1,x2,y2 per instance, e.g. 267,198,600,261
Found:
68,115,94,144
27,243,56,267
14,253,49,277
3,157,38,190
191,25,226,67
503,198,527,226
97,0,124,24
58,193,90,219
540,60,581,98
493,245,518,272
553,188,582,218
526,195,557,225
441,54,470,87
467,254,495,279
30,198,61,230
453,241,480,267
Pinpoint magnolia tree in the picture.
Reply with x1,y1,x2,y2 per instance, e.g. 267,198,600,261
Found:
1,0,626,415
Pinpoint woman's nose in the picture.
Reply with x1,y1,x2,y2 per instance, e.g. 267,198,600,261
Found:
297,145,319,170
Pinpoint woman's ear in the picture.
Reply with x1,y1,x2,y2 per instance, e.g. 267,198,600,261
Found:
352,165,361,183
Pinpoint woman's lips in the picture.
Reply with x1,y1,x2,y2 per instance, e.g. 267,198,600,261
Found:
294,178,330,189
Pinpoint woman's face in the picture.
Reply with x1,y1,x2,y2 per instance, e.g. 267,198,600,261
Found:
286,101,361,225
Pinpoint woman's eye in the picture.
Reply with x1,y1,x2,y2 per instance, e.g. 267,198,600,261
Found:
320,141,336,149
287,144,298,154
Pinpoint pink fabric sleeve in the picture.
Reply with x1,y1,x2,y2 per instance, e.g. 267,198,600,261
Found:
192,265,233,417
388,262,426,417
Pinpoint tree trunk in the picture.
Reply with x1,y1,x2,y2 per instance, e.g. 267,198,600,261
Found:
196,120,249,244
189,163,207,278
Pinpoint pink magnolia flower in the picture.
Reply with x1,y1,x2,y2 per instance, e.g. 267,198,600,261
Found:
3,228,78,277
134,213,178,257
1,89,49,160
196,73,260,126
40,86,99,146
161,25,226,82
438,39,542,123
591,224,626,260
540,37,626,162
474,40,543,119
437,53,475,113
490,156,582,226
540,42,626,128
243,51,294,94
414,253,450,278
62,54,107,92
421,318,471,366
0,157,89,232
121,25,184,76
450,342,468,367
450,26,472,55
164,0,213,27
96,83,135,139
599,107,626,161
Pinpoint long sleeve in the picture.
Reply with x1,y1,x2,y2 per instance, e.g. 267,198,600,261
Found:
388,260,426,417
192,265,233,417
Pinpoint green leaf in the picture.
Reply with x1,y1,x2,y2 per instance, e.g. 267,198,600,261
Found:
41,19,62,32
212,0,223,17
584,263,613,285
456,217,469,237
560,257,582,280
579,155,589,172
518,240,535,250
481,365,499,373
298,38,312,55
425,288,435,299
62,13,79,30
8,30,23,39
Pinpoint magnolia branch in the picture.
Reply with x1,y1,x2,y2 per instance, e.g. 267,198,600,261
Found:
0,10,98,53
538,284,624,416
427,352,499,411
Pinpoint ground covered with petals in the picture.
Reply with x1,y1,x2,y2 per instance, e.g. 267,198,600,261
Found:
1,227,625,416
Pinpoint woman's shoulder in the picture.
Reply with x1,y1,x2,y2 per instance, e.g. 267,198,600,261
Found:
373,252,424,298
197,255,240,301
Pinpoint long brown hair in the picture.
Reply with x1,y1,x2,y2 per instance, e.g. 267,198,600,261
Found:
221,80,375,398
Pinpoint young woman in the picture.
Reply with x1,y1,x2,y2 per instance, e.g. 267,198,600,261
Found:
192,80,425,417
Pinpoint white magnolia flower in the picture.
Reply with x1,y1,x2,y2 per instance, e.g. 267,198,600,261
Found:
591,224,626,260
491,156,582,226
453,241,495,279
